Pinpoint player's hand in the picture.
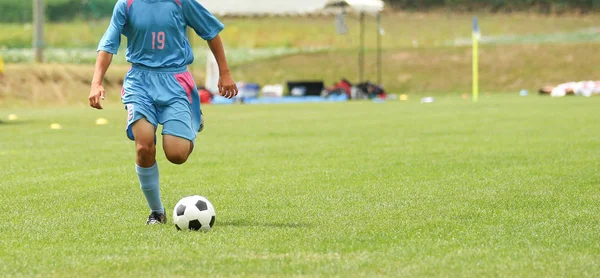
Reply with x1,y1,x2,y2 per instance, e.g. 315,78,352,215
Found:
218,72,238,99
89,83,106,110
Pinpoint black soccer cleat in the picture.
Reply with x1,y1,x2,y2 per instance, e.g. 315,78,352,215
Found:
146,211,167,225
199,112,204,133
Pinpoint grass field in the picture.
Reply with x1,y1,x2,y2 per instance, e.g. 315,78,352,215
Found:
2,12,600,49
1,96,599,276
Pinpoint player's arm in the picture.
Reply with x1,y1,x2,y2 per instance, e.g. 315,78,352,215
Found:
183,0,238,99
89,51,113,109
207,35,237,99
89,0,127,109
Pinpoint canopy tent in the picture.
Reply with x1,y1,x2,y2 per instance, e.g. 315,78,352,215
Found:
324,0,384,15
199,0,332,16
324,0,385,85
199,0,384,16
198,0,385,91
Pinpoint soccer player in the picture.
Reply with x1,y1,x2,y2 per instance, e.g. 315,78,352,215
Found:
539,81,600,97
88,0,238,225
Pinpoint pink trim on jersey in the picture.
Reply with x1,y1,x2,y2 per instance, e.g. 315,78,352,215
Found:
174,0,182,6
121,87,126,97
175,72,195,103
127,0,134,12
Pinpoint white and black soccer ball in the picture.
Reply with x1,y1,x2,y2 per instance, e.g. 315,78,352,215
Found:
173,195,216,231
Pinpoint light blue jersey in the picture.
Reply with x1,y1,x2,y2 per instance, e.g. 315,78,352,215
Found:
98,0,224,69
97,0,221,142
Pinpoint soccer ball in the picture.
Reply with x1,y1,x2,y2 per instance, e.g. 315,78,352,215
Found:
173,195,216,231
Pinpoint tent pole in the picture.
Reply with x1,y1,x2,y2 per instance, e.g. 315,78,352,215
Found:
376,13,381,86
33,0,45,63
359,11,365,83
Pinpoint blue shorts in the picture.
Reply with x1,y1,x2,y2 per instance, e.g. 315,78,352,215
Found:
121,64,202,142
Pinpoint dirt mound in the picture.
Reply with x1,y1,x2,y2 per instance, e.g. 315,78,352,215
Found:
0,64,207,106
0,64,130,106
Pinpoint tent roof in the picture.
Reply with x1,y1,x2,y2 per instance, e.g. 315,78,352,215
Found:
325,0,385,14
200,0,331,16
198,0,384,16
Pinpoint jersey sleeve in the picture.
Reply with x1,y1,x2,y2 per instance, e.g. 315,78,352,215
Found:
97,0,127,54
182,0,224,41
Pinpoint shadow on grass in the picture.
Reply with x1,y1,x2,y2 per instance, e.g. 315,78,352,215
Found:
218,219,311,229
0,120,36,126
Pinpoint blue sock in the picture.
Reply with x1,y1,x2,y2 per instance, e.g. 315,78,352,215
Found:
136,162,164,214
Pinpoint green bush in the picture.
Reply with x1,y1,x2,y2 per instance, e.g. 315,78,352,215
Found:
1,0,599,23
386,0,600,12
0,0,116,23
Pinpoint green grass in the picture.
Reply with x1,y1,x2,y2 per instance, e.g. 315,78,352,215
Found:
1,13,600,49
2,42,598,105
1,96,600,276
2,12,599,102
230,43,600,95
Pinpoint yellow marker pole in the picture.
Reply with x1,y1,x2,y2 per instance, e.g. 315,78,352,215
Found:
472,16,480,103
472,33,478,102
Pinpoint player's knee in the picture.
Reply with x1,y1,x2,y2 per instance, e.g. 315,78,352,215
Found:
136,142,156,162
162,135,193,165
165,150,189,165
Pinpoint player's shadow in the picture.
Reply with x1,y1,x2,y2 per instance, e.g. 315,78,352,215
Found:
219,219,311,229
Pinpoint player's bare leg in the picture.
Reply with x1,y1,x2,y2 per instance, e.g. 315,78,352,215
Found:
163,135,193,165
132,118,166,224
132,118,157,167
